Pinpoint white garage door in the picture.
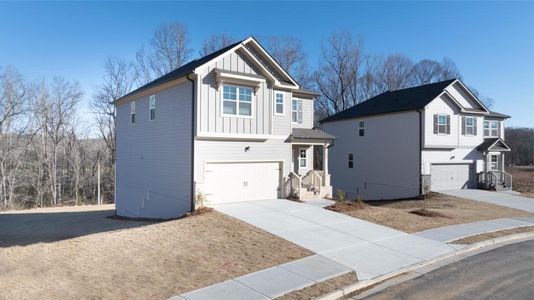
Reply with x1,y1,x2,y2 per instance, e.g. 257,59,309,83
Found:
431,163,475,191
204,162,281,204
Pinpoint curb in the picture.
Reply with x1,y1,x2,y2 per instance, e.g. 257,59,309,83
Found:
314,231,534,300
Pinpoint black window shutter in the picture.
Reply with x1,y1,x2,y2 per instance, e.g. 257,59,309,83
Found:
446,115,451,134
433,114,438,134
461,116,466,135
474,118,477,135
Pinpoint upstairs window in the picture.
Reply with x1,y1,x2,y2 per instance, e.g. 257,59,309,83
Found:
348,154,354,168
484,120,500,137
149,95,156,121
358,121,365,136
292,99,303,124
130,101,136,124
275,92,284,115
434,114,450,135
299,148,307,168
491,121,499,137
222,85,252,117
463,116,476,135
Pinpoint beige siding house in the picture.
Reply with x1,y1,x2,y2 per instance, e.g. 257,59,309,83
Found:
321,79,511,201
115,37,334,219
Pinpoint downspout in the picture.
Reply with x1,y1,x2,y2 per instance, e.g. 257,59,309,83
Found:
187,74,196,213
418,109,423,195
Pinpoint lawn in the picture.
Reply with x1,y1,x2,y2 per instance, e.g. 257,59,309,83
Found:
0,205,312,300
326,193,533,233
506,166,534,198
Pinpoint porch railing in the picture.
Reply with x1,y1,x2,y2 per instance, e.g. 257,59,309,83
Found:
288,172,302,199
477,171,512,191
302,170,323,192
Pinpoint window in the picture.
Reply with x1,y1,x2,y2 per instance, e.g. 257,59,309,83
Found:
275,92,284,115
348,154,354,168
465,116,475,135
299,149,307,168
149,95,156,121
490,154,499,170
292,99,303,124
483,120,490,137
437,114,448,134
130,101,136,124
222,85,252,117
358,121,365,136
491,121,499,137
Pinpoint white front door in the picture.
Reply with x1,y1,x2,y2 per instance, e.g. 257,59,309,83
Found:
430,163,475,191
204,162,281,204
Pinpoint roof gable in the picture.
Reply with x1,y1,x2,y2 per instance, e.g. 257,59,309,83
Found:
477,138,511,152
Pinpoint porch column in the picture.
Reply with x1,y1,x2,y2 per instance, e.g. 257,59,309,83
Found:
323,144,330,186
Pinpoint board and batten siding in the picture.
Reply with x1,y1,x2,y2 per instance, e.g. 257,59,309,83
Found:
196,50,272,135
322,111,420,200
115,81,193,219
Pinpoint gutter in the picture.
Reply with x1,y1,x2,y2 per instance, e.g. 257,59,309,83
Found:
418,109,423,195
187,74,196,213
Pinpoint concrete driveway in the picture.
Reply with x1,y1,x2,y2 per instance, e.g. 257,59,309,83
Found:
439,189,534,213
213,199,456,280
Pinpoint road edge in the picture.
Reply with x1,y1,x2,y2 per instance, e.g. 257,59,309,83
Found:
315,231,534,300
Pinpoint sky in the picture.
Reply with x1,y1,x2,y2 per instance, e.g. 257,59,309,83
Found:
0,1,532,129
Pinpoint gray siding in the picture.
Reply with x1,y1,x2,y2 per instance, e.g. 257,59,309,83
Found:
197,50,272,135
115,81,193,219
291,98,314,129
323,111,420,200
194,139,292,197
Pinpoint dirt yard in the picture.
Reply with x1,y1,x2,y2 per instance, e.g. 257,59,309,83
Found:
326,193,533,233
506,166,534,198
0,205,312,300
449,226,534,244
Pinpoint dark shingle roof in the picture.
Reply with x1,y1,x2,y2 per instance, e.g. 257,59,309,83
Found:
477,138,511,151
320,79,456,123
118,40,243,101
487,111,511,118
291,128,335,140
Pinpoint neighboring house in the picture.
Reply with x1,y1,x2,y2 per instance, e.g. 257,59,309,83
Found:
114,37,334,219
321,79,511,201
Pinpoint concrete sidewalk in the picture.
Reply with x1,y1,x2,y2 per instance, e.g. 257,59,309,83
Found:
213,200,456,280
439,189,534,213
415,216,534,243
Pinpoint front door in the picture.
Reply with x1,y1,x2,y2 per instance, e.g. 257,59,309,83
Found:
488,154,500,171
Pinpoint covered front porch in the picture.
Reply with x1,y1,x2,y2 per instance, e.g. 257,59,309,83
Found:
286,128,335,200
477,138,513,191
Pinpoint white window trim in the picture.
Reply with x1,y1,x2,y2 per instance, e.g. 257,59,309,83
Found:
149,95,156,121
490,154,499,170
130,101,136,125
483,120,490,137
490,120,499,137
292,99,303,124
274,92,285,115
358,121,365,136
298,148,307,168
220,84,255,119
465,116,475,136
437,113,448,135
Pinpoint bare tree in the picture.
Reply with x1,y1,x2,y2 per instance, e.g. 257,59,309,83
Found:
264,36,312,88
314,30,363,119
136,22,193,82
92,57,138,166
200,33,236,56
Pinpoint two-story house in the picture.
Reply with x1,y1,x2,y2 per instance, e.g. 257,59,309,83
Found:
114,37,334,219
321,79,511,201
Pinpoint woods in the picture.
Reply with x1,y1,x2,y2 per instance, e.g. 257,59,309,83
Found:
1,22,530,210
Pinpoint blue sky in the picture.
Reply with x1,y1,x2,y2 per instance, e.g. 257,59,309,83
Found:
1,1,532,127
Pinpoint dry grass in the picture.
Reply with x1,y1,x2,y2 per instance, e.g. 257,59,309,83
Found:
506,166,534,198
326,193,533,233
0,205,312,300
450,226,534,244
275,272,357,300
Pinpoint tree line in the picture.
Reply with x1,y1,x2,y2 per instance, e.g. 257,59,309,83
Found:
1,22,528,210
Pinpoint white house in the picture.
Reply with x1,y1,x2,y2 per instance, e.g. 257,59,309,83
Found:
114,37,334,219
321,79,511,201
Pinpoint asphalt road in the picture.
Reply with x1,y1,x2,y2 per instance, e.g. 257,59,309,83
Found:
362,240,534,300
